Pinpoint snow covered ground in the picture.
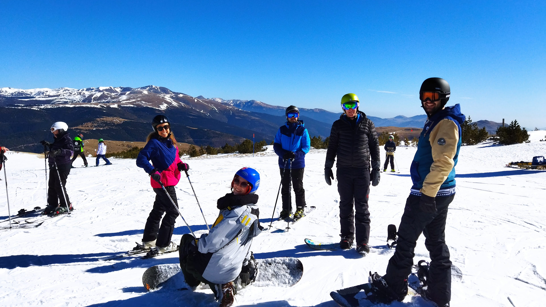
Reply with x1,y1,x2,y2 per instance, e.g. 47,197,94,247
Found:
1,131,546,306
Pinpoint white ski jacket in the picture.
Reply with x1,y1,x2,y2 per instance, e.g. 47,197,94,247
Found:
97,143,107,155
198,202,261,284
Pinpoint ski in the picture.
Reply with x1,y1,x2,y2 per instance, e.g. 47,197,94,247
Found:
141,246,180,259
0,206,43,223
305,224,398,251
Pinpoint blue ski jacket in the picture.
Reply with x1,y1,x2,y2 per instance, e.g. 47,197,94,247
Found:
410,104,466,197
274,120,311,169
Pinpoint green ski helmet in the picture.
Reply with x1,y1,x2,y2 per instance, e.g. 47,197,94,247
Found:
341,93,359,105
98,138,104,142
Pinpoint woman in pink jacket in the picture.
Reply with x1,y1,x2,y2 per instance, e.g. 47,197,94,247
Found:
136,115,189,256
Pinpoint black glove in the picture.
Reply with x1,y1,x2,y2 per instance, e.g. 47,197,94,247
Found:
419,194,437,213
178,162,189,172
150,170,162,184
370,160,381,186
49,149,62,157
371,168,380,186
40,140,51,147
325,168,334,185
283,151,296,160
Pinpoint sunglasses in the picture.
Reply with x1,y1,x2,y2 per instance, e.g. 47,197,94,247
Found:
420,92,447,102
156,124,170,132
342,101,358,110
233,177,250,188
287,113,299,118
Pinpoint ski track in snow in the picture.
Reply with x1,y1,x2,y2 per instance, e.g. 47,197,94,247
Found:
1,132,546,306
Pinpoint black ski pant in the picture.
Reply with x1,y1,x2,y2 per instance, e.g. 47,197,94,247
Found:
48,163,71,208
384,193,454,305
336,167,371,245
142,186,179,248
280,167,306,212
71,151,88,166
179,234,213,288
384,154,394,170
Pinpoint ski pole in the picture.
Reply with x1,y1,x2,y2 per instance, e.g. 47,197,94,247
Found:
159,182,198,239
184,170,210,230
394,157,400,173
285,159,293,232
1,150,12,229
43,145,48,207
268,159,289,228
53,159,71,214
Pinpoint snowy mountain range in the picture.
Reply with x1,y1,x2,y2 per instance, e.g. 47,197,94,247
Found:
0,85,502,152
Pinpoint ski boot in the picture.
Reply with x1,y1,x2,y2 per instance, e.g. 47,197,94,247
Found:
293,208,305,221
356,243,370,255
340,236,353,250
279,210,292,220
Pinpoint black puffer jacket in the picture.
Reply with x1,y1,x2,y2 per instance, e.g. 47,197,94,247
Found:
48,131,74,167
325,111,380,170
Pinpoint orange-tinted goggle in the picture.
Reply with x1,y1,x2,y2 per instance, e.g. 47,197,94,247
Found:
420,92,450,102
420,92,440,101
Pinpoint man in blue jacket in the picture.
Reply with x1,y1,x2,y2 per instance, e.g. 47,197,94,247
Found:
368,78,465,307
274,105,311,220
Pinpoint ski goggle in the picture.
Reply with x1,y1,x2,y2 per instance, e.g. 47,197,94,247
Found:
233,177,250,188
389,136,394,139
342,101,358,110
156,124,170,132
420,92,449,102
287,113,299,118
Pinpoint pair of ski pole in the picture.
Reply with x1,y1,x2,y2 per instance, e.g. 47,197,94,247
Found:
268,158,293,229
157,169,210,242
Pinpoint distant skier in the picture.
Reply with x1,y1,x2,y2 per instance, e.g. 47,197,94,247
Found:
0,147,8,172
179,167,261,307
96,138,112,166
71,133,88,167
367,78,465,307
136,115,188,256
273,105,311,220
383,135,396,172
40,122,75,215
324,93,381,255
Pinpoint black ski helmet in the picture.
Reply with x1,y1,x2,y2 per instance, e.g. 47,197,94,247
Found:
151,115,169,131
285,105,299,116
419,77,450,106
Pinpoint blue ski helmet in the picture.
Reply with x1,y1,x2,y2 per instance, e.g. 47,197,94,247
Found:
234,167,260,194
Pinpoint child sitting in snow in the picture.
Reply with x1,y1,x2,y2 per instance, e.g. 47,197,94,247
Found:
178,167,261,307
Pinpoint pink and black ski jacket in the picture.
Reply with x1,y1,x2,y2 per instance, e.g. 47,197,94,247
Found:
136,136,182,188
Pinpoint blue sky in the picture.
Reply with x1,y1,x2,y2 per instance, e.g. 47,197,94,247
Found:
1,1,545,129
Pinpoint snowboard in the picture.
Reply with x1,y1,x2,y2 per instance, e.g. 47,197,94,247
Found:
305,224,398,251
267,206,316,232
330,262,463,307
142,257,304,291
